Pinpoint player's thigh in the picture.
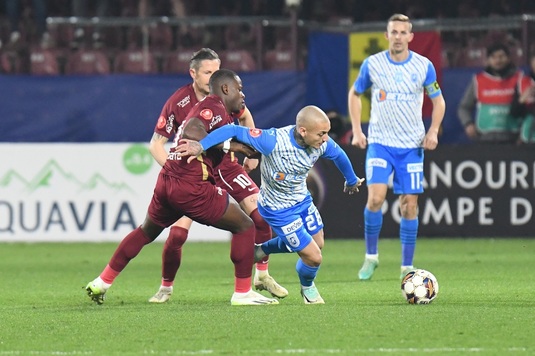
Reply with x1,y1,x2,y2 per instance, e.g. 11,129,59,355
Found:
301,201,324,236
261,199,316,253
171,216,193,229
148,173,185,228
166,178,228,227
392,147,424,194
215,195,253,233
365,144,394,185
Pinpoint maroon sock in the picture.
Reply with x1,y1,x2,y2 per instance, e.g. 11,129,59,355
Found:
108,227,152,272
250,208,271,264
230,224,255,279
162,226,189,283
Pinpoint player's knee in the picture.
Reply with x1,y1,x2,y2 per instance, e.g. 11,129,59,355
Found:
234,213,254,233
307,254,322,267
300,249,322,267
367,197,385,211
166,226,188,249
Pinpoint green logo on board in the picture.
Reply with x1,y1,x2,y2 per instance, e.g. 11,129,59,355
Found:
123,145,152,175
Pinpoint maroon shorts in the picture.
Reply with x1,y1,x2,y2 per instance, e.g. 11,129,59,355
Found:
148,172,229,228
214,161,259,203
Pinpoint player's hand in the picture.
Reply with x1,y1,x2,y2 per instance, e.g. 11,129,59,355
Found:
464,123,478,139
243,157,259,173
343,177,365,194
351,132,367,149
423,131,439,150
176,139,204,163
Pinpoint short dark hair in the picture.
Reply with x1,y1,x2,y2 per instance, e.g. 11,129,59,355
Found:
209,69,238,92
486,43,510,57
189,48,220,70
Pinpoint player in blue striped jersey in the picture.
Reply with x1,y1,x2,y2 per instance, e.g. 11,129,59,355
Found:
178,105,365,304
348,14,446,280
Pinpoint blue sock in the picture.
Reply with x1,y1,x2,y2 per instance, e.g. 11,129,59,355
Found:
261,237,290,255
400,218,418,266
364,208,382,255
296,258,319,287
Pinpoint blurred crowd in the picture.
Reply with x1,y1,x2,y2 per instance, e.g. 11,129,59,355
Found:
0,0,535,75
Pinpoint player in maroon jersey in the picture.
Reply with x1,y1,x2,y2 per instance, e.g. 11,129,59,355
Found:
85,69,279,306
147,48,287,303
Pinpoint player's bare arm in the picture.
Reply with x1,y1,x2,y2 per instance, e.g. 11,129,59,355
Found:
149,132,170,166
347,89,368,149
423,94,446,150
181,117,208,141
343,177,366,194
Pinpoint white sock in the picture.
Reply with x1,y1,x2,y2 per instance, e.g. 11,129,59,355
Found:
255,268,269,279
96,277,112,290
232,290,252,298
365,253,379,261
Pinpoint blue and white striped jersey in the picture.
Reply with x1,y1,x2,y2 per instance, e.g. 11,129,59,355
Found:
353,50,441,148
257,125,328,210
198,124,358,211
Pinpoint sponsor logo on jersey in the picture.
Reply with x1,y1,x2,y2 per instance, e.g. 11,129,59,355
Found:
377,90,417,102
273,172,305,181
209,115,223,130
281,218,303,235
177,95,190,108
407,163,423,172
273,172,286,181
249,128,262,137
166,114,175,134
367,158,387,168
156,115,166,130
200,109,213,120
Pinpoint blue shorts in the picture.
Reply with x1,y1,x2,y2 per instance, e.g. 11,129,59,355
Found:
258,194,323,252
366,143,424,195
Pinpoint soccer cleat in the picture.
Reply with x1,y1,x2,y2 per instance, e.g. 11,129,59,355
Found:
148,286,173,303
301,285,325,304
230,290,279,306
400,266,416,280
254,274,289,298
85,279,108,305
358,258,379,280
253,244,267,263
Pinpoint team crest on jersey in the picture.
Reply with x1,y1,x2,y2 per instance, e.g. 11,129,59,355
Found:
200,109,213,120
249,128,262,137
156,115,166,129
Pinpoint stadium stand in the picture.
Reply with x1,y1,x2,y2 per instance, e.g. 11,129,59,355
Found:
113,48,158,74
64,48,111,75
29,47,60,75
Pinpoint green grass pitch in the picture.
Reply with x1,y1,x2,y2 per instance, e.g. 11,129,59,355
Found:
0,238,534,355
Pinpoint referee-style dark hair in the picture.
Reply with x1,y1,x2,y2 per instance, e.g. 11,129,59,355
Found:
209,69,238,92
486,43,510,57
189,48,220,70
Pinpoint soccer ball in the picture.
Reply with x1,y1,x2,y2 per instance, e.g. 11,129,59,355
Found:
401,269,439,304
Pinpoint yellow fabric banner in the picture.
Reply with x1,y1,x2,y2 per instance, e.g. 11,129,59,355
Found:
348,32,389,123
